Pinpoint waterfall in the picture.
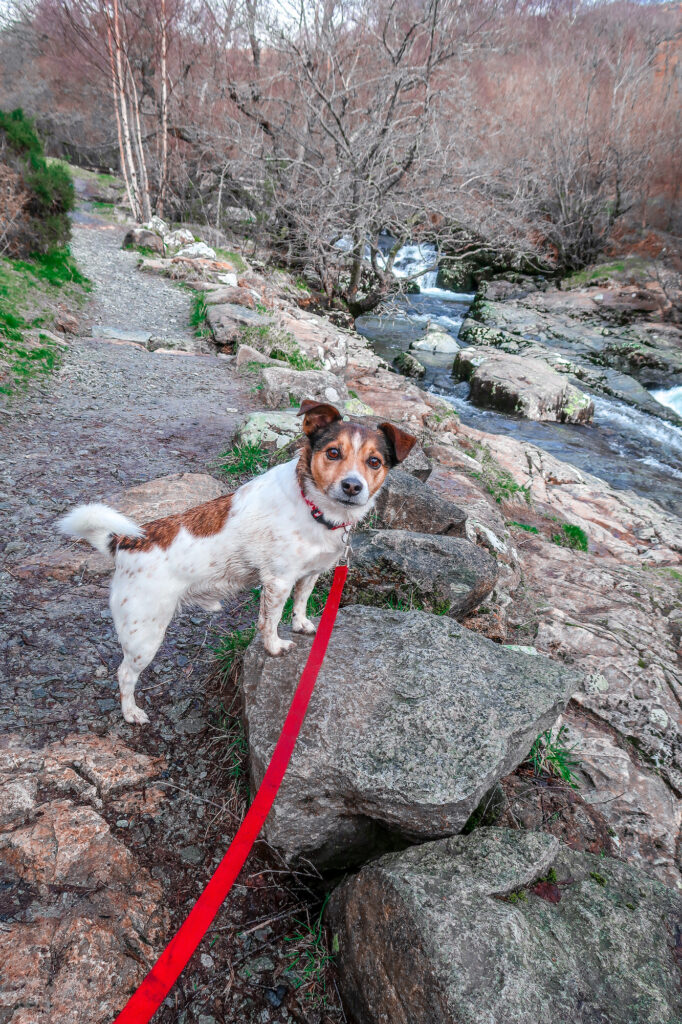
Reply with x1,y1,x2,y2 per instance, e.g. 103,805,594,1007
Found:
652,385,682,418
390,243,439,289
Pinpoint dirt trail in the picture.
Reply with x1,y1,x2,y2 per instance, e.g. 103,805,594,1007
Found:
0,211,317,1024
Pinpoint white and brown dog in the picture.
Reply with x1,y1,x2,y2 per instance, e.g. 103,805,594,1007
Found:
58,401,416,724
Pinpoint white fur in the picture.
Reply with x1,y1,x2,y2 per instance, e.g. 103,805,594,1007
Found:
58,457,372,725
57,503,144,555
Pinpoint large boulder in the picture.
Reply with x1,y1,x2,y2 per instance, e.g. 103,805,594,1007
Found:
372,469,465,535
453,346,594,423
346,531,495,617
206,303,270,345
242,608,578,867
259,366,348,409
122,227,163,254
327,828,682,1024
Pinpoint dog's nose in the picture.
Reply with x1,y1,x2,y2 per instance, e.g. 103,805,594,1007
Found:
341,476,363,497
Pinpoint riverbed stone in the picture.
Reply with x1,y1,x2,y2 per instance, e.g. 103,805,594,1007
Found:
372,469,464,534
206,302,270,345
327,827,682,1024
454,346,594,423
346,531,494,617
410,325,459,354
242,608,578,866
394,350,425,378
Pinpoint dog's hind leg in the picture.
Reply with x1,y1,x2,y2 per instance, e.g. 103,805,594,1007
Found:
112,595,178,724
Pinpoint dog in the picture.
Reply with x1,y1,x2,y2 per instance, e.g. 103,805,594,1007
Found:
57,400,416,724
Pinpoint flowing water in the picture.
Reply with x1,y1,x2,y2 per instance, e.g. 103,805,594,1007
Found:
356,244,682,515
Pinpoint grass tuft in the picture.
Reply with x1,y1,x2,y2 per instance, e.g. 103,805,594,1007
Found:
528,725,581,789
217,440,269,477
283,894,336,1007
551,523,588,552
509,521,539,534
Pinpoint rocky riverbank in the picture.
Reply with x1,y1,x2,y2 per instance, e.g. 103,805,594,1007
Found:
1,204,680,1024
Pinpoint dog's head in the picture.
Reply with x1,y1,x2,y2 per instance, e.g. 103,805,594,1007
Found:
296,400,417,521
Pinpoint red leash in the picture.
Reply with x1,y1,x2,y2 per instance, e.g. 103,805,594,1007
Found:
113,564,348,1024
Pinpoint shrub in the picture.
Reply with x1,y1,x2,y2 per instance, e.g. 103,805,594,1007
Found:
0,109,74,256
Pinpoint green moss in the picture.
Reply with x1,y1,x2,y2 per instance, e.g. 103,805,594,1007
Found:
590,871,607,886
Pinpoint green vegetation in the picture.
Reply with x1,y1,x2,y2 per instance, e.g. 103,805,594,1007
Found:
213,624,257,682
238,323,323,371
1,109,75,254
589,871,607,886
189,291,212,339
217,440,269,477
508,890,529,905
283,895,336,1008
508,521,539,534
528,725,581,789
0,248,90,395
90,200,116,216
213,700,249,789
551,523,588,552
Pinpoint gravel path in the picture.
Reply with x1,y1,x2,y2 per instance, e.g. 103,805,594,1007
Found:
1,210,254,730
0,208,343,1024
70,208,198,345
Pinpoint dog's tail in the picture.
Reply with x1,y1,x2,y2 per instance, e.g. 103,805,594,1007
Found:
57,503,144,556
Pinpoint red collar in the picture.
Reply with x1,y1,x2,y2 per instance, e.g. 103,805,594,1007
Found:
300,488,351,531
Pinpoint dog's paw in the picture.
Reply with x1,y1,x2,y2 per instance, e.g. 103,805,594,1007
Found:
292,617,316,636
122,703,150,725
264,638,295,657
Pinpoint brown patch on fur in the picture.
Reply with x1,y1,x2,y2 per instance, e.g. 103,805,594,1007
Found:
110,495,234,554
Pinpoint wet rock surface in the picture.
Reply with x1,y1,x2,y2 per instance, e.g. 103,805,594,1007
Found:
327,828,682,1024
453,346,594,423
242,608,578,867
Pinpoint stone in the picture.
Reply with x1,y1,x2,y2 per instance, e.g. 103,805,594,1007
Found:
372,469,464,535
235,344,287,370
278,308,348,374
453,346,594,423
242,608,578,866
410,325,460,354
346,531,497,617
327,828,682,1024
205,302,270,345
259,366,349,409
236,409,301,449
91,325,152,345
54,311,79,334
394,350,425,378
163,227,194,251
204,285,256,309
175,241,217,260
144,214,170,235
122,227,164,254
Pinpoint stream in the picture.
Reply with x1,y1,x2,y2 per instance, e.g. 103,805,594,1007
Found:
356,247,682,515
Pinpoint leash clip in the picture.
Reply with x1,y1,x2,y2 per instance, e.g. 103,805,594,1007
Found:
340,526,352,566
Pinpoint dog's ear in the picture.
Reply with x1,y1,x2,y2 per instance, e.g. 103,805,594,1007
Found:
298,400,343,437
378,422,417,465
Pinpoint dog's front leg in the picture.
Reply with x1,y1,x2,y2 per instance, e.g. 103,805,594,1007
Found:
258,576,294,656
291,573,319,635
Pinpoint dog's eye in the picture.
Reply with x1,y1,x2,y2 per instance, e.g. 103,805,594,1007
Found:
367,456,382,469
326,447,341,460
